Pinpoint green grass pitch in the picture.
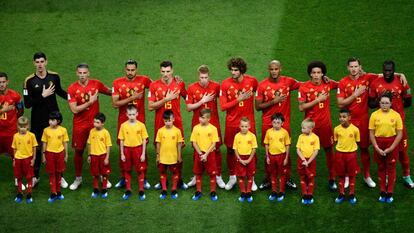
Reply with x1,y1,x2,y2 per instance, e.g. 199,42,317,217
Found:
0,0,414,232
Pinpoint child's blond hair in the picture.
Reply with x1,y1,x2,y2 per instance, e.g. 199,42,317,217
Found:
301,118,315,129
17,116,29,128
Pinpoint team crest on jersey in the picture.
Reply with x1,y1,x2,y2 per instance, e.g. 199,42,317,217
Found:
279,138,283,142
310,141,315,145
100,138,104,142
58,135,61,139
390,119,395,123
349,134,353,138
34,84,39,88
247,140,252,144
172,136,176,140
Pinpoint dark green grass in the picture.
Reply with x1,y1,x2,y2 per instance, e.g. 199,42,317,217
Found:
0,0,414,232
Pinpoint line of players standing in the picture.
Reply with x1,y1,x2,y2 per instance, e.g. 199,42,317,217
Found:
0,52,412,197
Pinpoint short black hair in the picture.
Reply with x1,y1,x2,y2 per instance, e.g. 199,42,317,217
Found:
49,111,63,124
163,109,174,120
125,59,138,67
347,57,361,65
0,72,8,80
271,112,285,122
383,60,395,70
339,109,350,115
307,60,327,76
127,105,137,113
199,108,211,117
77,63,89,69
33,52,47,61
380,91,393,102
160,60,173,68
94,112,106,123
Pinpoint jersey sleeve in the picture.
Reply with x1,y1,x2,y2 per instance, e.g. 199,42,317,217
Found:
41,130,47,143
179,81,187,99
23,77,41,108
63,128,69,142
177,128,184,143
112,79,121,96
251,134,258,149
219,81,239,111
314,135,320,151
396,113,403,130
67,85,77,103
263,130,270,145
212,127,219,143
355,126,361,143
333,127,339,142
54,74,68,100
31,133,39,147
98,80,111,94
11,134,17,149
255,83,264,101
284,131,291,145
185,85,195,104
337,80,347,98
298,85,307,103
118,124,125,140
190,126,197,142
105,130,112,147
155,129,162,143
290,78,301,90
148,83,156,102
144,76,152,88
232,134,238,150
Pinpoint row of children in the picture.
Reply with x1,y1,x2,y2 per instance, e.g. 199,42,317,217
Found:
12,92,401,204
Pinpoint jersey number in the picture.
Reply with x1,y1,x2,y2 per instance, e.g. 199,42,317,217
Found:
165,101,172,109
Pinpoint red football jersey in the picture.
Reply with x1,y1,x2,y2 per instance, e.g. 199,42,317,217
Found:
112,75,152,125
0,89,21,136
148,79,187,137
256,76,300,131
186,81,221,133
298,80,338,127
220,75,258,128
369,75,411,121
68,79,111,127
337,73,377,119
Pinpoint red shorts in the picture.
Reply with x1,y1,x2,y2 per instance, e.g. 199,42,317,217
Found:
90,154,111,176
297,158,316,177
121,146,147,172
0,135,13,156
236,154,256,177
45,151,65,174
351,117,369,149
14,157,34,179
268,153,287,176
193,151,217,176
158,163,179,174
334,151,359,176
313,123,334,148
374,136,398,165
72,125,93,150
